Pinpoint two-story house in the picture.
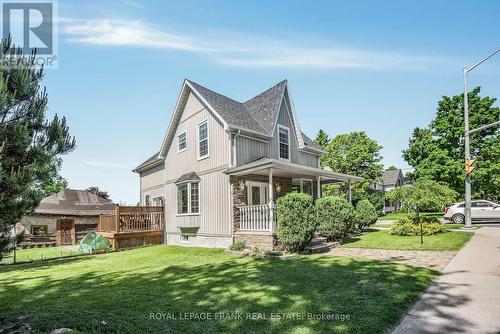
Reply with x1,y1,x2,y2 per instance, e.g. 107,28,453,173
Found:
133,79,362,250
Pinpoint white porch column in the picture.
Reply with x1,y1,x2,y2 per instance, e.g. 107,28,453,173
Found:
316,176,321,199
268,168,275,232
348,180,352,203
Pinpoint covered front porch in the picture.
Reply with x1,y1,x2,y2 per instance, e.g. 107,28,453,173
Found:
225,158,362,248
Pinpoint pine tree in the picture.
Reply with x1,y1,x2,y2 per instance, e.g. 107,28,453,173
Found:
0,38,75,259
314,129,330,149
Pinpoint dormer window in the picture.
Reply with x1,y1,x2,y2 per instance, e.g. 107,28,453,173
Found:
278,125,290,161
178,132,186,152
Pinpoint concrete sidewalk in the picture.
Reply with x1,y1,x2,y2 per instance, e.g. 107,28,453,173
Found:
392,226,500,334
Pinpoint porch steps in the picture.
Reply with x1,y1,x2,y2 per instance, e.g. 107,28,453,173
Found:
303,236,338,254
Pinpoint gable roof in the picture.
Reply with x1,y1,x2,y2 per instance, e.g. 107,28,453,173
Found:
175,171,201,184
33,189,116,216
382,169,403,186
158,79,323,158
133,151,163,173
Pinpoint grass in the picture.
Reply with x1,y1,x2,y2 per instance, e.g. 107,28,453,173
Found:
378,211,443,221
0,246,81,265
0,246,438,334
342,229,472,251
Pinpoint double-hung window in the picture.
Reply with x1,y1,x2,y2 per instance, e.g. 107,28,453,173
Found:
178,132,186,152
198,121,209,159
278,125,290,161
292,179,313,196
177,182,200,215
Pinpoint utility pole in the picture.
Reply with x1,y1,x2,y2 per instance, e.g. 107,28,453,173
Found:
463,49,500,228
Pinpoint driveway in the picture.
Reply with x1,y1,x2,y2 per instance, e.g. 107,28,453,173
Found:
392,226,500,334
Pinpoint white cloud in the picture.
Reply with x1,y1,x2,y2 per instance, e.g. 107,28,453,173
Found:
83,160,133,169
61,18,210,51
60,17,453,71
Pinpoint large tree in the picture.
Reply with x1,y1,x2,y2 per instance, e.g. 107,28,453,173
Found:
0,38,75,259
403,87,499,200
322,131,384,202
314,129,330,150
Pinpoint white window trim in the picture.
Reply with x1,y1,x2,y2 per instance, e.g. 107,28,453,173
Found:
278,124,291,162
292,178,313,195
197,119,209,161
180,235,189,243
144,193,151,206
177,131,187,153
246,181,269,206
152,196,164,206
176,181,201,216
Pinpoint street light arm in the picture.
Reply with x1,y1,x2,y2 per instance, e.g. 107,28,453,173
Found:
468,120,500,135
465,48,500,73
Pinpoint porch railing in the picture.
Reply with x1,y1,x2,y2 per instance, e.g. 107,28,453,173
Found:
239,204,275,231
98,206,164,233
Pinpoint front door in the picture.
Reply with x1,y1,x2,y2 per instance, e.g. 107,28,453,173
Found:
56,219,75,245
247,182,268,206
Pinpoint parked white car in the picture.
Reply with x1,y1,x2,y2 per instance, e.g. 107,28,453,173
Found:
444,200,500,224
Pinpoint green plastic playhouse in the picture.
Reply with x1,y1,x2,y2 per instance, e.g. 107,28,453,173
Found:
79,232,111,254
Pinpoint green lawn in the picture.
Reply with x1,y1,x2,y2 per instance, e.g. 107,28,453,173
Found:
378,212,444,221
342,229,472,251
0,246,438,334
0,246,81,265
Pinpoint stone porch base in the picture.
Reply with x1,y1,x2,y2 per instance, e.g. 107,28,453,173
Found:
233,231,281,251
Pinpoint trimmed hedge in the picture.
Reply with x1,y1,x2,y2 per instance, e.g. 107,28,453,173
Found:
316,196,355,241
355,199,378,230
276,193,317,252
390,215,444,236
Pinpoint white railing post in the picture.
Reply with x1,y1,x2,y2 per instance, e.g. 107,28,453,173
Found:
268,168,275,233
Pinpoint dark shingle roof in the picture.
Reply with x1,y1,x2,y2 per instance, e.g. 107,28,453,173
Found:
301,132,323,151
175,172,201,184
187,80,268,134
134,152,162,172
243,80,287,134
382,169,402,186
34,189,116,216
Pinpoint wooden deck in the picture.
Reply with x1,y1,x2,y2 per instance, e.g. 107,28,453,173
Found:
98,205,164,249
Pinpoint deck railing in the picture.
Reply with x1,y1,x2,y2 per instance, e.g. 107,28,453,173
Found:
98,206,164,233
238,204,276,232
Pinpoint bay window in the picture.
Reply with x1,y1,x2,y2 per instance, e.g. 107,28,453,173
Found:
177,182,200,215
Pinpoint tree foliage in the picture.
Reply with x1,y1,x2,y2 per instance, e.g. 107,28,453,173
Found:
314,129,330,150
386,179,457,213
403,87,499,200
322,131,384,201
87,186,110,200
0,38,75,259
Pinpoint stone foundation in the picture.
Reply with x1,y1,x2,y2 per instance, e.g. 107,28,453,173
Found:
234,232,281,251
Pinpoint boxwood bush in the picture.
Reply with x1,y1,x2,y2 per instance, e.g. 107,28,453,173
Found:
229,241,246,251
355,199,378,230
316,196,355,241
390,215,444,236
276,192,317,252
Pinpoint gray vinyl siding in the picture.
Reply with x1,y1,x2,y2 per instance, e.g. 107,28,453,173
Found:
164,92,232,236
271,100,319,168
139,163,165,205
165,170,231,236
235,136,269,166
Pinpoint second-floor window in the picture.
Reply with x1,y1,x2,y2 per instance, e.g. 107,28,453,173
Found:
178,132,186,152
198,120,209,159
145,195,151,206
278,125,290,160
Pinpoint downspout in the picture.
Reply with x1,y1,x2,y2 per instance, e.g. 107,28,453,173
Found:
231,129,241,167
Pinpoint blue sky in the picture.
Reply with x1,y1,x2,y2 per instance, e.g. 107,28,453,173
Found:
40,0,500,204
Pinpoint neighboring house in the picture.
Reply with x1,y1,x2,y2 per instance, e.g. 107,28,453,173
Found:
134,79,362,250
371,169,405,213
19,189,116,246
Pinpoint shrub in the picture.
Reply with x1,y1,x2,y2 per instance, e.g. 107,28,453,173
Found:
316,196,355,241
355,199,378,230
276,192,317,252
229,241,246,251
390,215,444,236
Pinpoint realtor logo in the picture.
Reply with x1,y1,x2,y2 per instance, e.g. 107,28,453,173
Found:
1,0,58,68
